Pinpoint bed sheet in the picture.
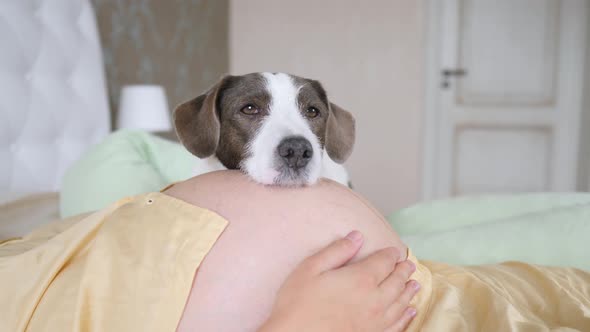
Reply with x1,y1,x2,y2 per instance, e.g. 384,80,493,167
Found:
0,193,60,240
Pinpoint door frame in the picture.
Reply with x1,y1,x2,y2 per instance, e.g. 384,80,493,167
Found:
421,0,590,201
421,0,448,201
578,33,590,191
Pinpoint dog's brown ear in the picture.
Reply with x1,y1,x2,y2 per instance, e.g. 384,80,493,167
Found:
174,77,230,158
325,103,355,163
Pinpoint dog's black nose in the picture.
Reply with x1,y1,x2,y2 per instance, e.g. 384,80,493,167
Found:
277,136,313,170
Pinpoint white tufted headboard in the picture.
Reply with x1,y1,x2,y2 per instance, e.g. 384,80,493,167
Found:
0,0,110,196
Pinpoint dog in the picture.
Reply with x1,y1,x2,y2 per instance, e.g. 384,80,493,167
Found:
174,72,355,186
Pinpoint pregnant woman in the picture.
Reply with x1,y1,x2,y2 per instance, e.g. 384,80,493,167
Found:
2,170,589,331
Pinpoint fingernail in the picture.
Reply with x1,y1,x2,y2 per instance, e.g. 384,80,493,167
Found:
408,307,417,317
345,230,363,244
412,281,421,291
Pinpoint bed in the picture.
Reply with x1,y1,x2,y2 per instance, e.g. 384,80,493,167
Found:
0,0,109,238
1,0,589,274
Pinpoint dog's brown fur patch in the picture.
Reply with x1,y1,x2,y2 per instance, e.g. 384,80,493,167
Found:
293,76,355,163
216,74,270,168
325,102,356,163
174,77,230,158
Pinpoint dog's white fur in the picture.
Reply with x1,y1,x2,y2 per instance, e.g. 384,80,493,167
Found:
192,72,350,186
241,73,323,185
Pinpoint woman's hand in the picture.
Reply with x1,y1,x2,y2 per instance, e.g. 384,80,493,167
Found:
259,231,420,332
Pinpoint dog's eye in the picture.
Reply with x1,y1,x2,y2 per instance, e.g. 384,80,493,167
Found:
240,104,259,115
305,107,320,118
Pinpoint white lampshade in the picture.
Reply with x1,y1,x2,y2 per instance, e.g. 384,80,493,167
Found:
117,85,172,131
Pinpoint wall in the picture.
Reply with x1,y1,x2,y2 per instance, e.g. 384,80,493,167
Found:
92,0,229,127
230,0,425,215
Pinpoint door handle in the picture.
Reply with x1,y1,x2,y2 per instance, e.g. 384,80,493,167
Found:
442,69,467,77
441,68,467,88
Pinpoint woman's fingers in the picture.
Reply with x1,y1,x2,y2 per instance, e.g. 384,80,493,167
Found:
349,247,401,286
385,306,417,332
300,230,364,275
384,279,421,329
289,238,420,332
379,259,416,301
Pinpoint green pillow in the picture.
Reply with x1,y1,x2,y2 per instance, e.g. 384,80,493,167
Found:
388,193,590,235
387,194,590,270
60,130,194,217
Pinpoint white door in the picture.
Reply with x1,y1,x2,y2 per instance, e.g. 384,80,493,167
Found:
423,0,589,199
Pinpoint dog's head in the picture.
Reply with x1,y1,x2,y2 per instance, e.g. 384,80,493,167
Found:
174,72,355,186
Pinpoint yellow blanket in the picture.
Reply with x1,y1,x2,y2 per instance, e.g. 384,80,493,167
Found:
1,192,589,331
408,253,590,331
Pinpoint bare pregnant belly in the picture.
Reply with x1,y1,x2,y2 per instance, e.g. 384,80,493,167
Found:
165,171,406,332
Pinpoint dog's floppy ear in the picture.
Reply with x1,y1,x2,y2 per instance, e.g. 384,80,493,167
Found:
174,76,230,158
325,103,355,163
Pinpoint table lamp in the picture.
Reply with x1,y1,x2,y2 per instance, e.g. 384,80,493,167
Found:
117,85,172,132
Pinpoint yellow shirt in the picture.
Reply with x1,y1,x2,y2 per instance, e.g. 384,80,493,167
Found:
1,192,589,331
0,193,227,332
